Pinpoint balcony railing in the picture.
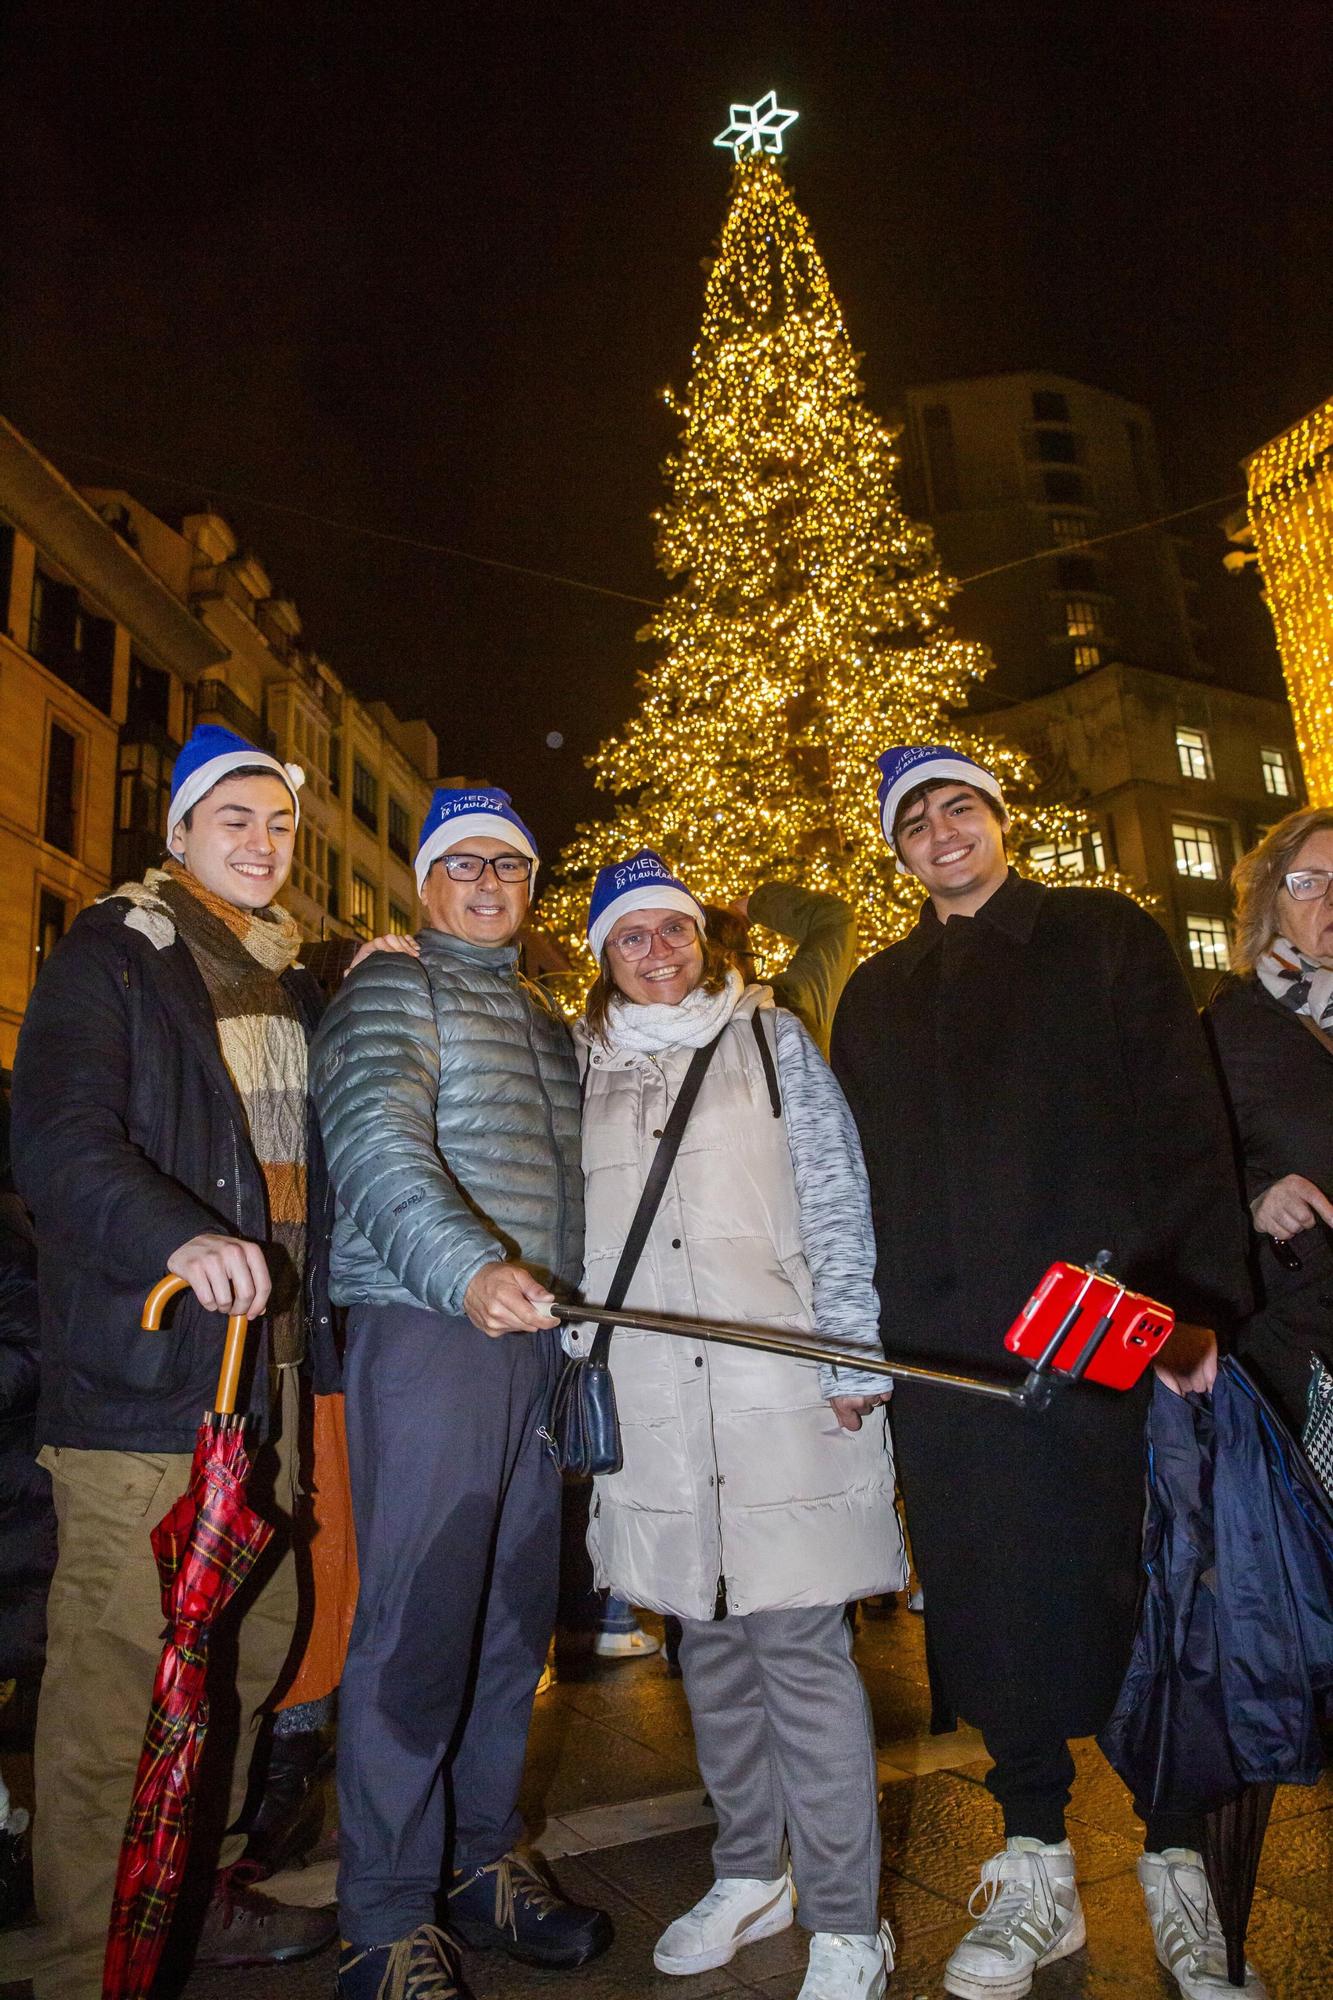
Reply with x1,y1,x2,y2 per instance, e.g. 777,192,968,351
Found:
194,679,275,752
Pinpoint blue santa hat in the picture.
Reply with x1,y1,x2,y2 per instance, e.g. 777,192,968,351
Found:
876,744,1006,869
586,850,706,962
167,724,303,844
415,786,539,893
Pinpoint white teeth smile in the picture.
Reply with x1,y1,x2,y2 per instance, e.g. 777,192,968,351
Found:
934,847,969,864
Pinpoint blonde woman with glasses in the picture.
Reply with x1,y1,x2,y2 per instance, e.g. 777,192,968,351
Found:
1205,805,1333,1486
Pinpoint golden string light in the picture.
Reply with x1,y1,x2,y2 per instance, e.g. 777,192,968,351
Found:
540,150,1110,997
1246,396,1333,807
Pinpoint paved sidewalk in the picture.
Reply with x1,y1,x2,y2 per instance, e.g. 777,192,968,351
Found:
4,1606,1331,1997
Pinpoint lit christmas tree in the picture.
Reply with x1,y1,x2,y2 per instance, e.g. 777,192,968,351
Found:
541,113,1101,986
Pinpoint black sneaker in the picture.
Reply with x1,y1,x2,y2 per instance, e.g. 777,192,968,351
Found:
193,1864,337,1968
337,1924,462,1997
448,1850,612,1968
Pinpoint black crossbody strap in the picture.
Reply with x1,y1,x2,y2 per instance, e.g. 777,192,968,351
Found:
750,1010,781,1117
590,1028,726,1364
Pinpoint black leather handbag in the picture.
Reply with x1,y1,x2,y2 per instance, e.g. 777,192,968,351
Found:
546,1030,725,1477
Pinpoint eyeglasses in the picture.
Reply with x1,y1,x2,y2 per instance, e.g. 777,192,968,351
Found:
439,852,533,884
607,917,700,962
1283,869,1333,902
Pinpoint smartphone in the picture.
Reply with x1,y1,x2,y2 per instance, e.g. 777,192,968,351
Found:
1003,1261,1175,1390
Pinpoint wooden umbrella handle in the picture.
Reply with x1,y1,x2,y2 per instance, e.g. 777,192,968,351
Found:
141,1274,251,1417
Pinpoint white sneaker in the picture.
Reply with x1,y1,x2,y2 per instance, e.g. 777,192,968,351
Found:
652,1874,793,1974
1138,1849,1269,1998
943,1838,1085,1999
592,1625,661,1659
797,1923,895,1998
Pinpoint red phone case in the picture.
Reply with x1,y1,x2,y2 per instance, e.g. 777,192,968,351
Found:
1003,1261,1174,1389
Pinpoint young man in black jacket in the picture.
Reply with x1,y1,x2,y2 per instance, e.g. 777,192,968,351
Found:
10,725,338,2000
831,746,1260,2000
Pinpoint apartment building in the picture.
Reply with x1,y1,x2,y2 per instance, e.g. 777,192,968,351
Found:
0,412,439,1063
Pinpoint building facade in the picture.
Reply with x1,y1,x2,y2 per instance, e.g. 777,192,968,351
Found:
897,371,1206,700
973,662,1302,1000
0,412,439,1065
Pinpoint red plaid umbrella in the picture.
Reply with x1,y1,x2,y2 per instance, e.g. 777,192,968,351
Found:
103,1275,273,2000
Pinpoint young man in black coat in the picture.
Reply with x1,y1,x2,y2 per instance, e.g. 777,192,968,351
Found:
831,746,1259,2000
9,726,339,2000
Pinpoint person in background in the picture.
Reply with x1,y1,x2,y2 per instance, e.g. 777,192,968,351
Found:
312,786,610,2000
10,724,341,1999
706,880,857,1057
568,849,902,2000
1205,806,1333,1480
831,745,1258,2000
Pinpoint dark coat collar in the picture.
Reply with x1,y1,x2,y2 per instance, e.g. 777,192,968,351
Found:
897,868,1044,970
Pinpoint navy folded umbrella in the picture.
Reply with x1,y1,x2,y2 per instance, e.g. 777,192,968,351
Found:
1100,1357,1333,1983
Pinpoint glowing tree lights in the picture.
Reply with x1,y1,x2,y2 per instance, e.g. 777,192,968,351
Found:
1246,395,1333,806
542,139,1098,988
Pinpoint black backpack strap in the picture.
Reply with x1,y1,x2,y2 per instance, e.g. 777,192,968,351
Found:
751,1010,781,1117
590,1028,726,1364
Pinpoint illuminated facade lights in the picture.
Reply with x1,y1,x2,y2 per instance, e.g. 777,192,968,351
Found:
1246,395,1333,806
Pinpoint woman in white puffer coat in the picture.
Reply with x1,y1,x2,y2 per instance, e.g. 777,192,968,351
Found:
566,851,905,2000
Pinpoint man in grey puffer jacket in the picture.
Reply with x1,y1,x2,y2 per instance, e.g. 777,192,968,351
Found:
311,786,609,2000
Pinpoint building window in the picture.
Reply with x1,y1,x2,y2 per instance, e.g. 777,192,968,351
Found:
1048,513,1093,547
388,899,413,935
35,887,69,972
1027,830,1106,876
29,570,115,713
921,403,960,512
1032,389,1070,424
328,731,343,796
1028,427,1080,466
1173,819,1223,881
44,720,80,855
352,757,379,832
1057,555,1100,592
1186,914,1230,973
1073,645,1102,672
1261,747,1292,798
388,796,412,863
1175,726,1213,782
1064,600,1099,639
327,845,342,922
1043,469,1085,504
349,870,377,939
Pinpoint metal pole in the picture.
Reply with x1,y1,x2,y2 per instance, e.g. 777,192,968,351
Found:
552,1302,1029,1407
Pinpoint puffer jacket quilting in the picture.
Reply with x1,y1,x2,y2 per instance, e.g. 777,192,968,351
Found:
312,929,583,1316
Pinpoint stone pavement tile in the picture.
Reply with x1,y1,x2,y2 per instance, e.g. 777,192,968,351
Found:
877,1727,988,1782
876,1768,1141,1910
1268,1765,1333,1821
1246,1879,1333,1999
521,1704,700,1822
1256,1800,1333,1920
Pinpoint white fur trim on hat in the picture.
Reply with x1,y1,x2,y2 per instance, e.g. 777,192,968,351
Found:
589,885,705,963
166,751,304,843
414,812,539,894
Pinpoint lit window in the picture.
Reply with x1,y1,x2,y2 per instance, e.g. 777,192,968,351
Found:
1261,747,1292,797
1173,819,1222,880
350,871,377,939
1073,645,1102,671
1186,914,1230,972
1176,726,1213,782
1064,600,1098,638
1027,831,1106,876
388,900,414,935
1048,514,1092,546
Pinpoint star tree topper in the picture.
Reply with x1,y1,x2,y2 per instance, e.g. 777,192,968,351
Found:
713,90,799,158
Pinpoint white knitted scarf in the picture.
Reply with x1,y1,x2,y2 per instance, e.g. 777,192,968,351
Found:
601,969,746,1055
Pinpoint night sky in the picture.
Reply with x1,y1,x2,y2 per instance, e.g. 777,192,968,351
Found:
2,1,1331,855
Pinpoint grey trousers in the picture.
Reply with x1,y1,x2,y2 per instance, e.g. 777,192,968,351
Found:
678,1604,881,1935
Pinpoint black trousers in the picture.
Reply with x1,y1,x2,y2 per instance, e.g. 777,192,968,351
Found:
983,1727,1205,1853
337,1303,560,1946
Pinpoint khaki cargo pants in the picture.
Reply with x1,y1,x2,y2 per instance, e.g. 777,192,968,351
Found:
23,1372,301,2000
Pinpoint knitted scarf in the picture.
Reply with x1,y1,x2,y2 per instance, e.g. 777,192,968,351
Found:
599,969,746,1055
110,862,309,1364
1256,935,1333,1033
